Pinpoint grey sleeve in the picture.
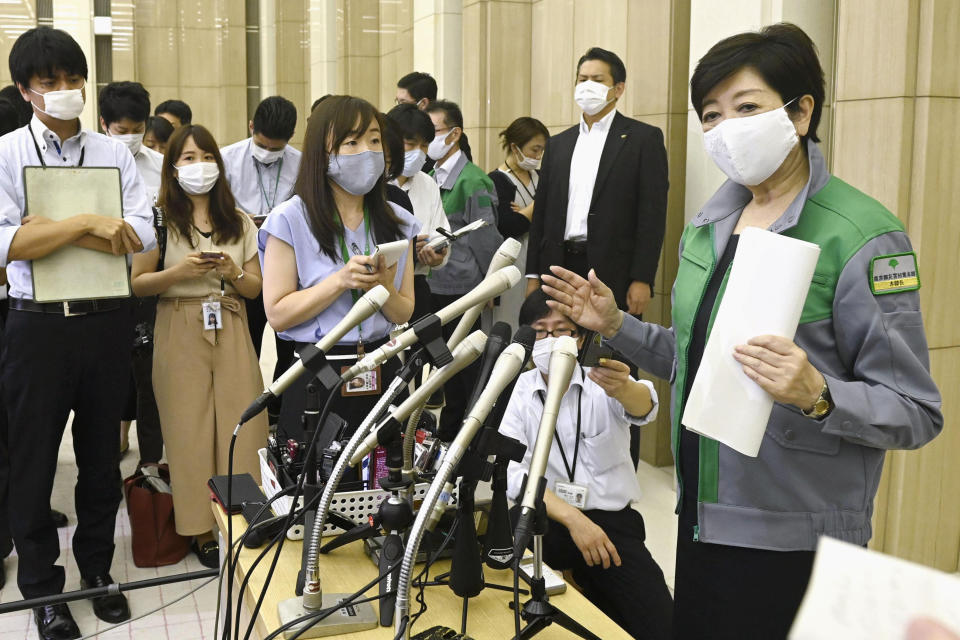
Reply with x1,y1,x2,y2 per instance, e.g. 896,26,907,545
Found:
466,187,504,273
818,231,942,450
605,313,677,382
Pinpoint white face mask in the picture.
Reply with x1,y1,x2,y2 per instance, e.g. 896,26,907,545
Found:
402,148,427,177
514,145,540,171
427,130,456,161
110,132,143,156
531,336,557,377
702,100,799,186
574,80,614,116
251,140,284,165
32,86,85,121
176,161,220,195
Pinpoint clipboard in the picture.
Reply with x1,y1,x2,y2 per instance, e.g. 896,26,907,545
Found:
24,166,132,302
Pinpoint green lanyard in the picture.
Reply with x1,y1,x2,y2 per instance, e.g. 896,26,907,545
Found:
336,207,372,347
255,156,283,213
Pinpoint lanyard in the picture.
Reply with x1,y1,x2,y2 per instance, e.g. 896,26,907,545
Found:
29,123,85,167
254,154,283,212
506,167,536,204
336,207,372,346
536,381,583,483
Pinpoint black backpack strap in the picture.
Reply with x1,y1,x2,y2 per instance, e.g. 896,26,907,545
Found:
152,205,167,272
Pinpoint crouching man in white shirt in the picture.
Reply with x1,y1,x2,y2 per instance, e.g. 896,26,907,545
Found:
501,289,673,640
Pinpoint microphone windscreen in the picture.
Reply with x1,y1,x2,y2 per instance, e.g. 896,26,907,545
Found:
512,325,537,352
489,321,513,345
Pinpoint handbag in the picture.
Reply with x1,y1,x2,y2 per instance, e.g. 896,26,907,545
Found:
123,464,191,567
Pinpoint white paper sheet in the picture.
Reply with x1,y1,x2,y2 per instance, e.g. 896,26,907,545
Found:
680,226,820,457
789,537,960,640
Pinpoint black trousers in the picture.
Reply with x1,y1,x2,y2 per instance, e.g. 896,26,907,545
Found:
1,305,132,597
672,508,815,639
246,293,296,423
127,297,164,465
429,292,482,442
0,301,10,559
539,506,673,640
562,247,643,469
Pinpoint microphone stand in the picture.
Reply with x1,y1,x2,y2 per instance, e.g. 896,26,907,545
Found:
509,475,601,640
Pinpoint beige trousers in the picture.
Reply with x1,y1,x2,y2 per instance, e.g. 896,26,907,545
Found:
153,295,267,536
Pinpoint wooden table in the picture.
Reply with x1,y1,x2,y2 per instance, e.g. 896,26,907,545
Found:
213,505,632,640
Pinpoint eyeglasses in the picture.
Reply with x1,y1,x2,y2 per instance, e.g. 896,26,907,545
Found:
534,328,578,339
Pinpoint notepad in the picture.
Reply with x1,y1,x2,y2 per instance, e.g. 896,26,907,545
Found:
24,166,131,302
789,537,960,639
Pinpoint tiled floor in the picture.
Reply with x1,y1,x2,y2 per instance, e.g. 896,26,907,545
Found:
0,330,679,639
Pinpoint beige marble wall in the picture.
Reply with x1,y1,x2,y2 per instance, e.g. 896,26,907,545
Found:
380,0,414,110
274,0,309,147
54,0,97,131
0,1,36,87
832,0,960,573
413,0,462,104
111,0,136,83
134,0,247,145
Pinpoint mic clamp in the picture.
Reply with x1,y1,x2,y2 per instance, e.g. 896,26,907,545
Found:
513,474,548,560
410,313,453,369
296,344,342,391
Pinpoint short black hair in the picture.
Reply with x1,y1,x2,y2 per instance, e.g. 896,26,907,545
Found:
155,99,192,125
519,289,552,327
382,117,405,182
98,81,151,126
0,85,32,126
424,99,472,161
145,115,174,143
253,95,297,141
397,72,437,103
9,27,88,89
0,99,21,137
690,22,825,143
576,47,626,84
385,103,434,144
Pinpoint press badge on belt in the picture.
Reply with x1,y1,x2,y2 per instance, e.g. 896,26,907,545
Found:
555,481,588,509
202,301,222,330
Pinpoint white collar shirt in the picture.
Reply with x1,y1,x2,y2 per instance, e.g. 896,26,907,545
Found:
433,149,462,188
132,144,163,204
500,364,658,511
220,138,302,216
0,115,156,299
391,172,450,276
564,108,617,242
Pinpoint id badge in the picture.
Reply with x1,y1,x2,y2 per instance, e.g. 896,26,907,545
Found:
202,301,222,330
341,365,382,396
555,481,588,510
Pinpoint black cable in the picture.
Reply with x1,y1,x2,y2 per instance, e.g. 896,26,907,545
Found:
233,488,325,640
408,518,460,631
222,426,241,640
512,556,522,639
241,379,343,640
392,615,409,640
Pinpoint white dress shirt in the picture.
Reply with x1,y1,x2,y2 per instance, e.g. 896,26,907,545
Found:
391,171,450,276
501,364,658,512
0,116,156,299
133,144,163,204
220,138,301,216
564,109,616,241
433,149,462,188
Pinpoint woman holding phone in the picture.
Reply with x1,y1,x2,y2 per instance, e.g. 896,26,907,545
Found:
131,124,266,568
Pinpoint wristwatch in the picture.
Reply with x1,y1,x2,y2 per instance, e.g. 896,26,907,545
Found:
802,380,833,419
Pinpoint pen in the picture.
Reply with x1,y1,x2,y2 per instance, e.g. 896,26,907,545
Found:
351,241,374,273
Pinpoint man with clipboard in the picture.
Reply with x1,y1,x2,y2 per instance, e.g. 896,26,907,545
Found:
0,28,155,640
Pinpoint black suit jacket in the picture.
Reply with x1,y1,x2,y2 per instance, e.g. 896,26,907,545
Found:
526,111,669,307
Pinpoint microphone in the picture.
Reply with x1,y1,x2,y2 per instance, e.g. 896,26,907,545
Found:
347,330,487,465
340,266,520,382
479,325,535,435
239,285,390,423
446,238,521,349
513,335,579,556
463,321,512,417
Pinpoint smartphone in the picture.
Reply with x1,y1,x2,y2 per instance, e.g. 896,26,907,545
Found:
579,330,618,368
199,251,223,260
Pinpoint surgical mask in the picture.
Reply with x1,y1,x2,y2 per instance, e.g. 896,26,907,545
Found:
702,100,799,186
427,130,456,161
532,337,557,376
32,86,85,121
328,150,384,195
514,145,540,171
251,141,284,165
177,162,220,195
574,80,613,116
402,148,427,177
110,132,144,156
